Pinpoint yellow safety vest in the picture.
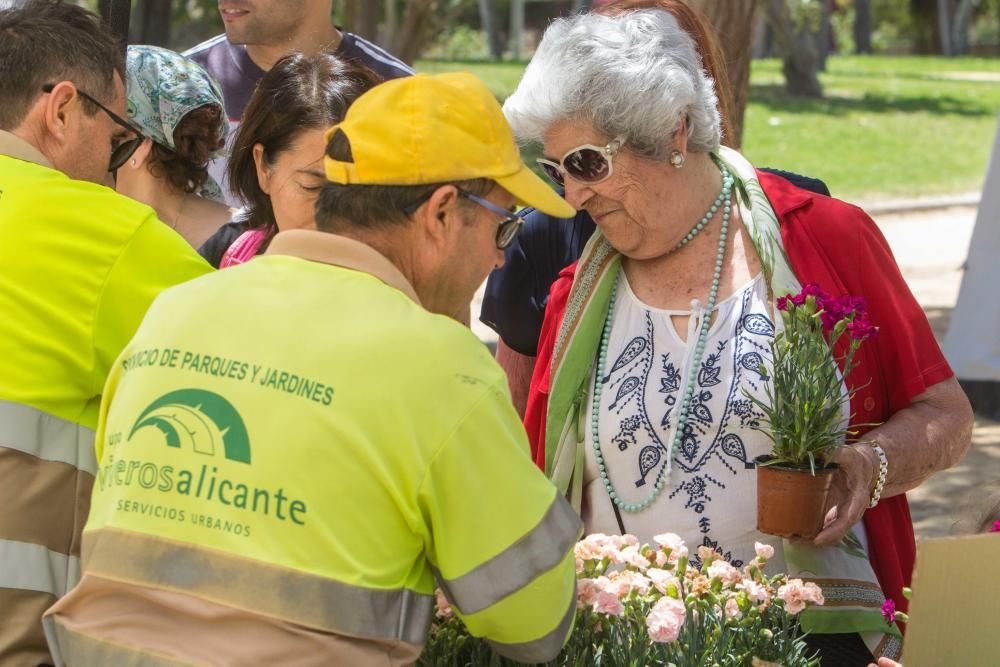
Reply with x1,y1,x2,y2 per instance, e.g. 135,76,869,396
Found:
49,244,580,664
0,149,212,665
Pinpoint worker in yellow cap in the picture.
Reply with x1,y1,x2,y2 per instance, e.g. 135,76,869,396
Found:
43,72,581,665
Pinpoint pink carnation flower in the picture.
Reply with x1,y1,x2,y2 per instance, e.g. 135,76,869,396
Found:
754,542,775,560
607,570,651,598
646,568,678,595
725,597,742,620
803,581,825,604
574,534,610,562
653,533,688,560
738,579,770,604
697,545,718,564
620,545,651,570
592,588,625,616
777,579,825,615
646,596,686,644
707,560,741,585
576,578,600,610
435,589,454,620
610,534,640,549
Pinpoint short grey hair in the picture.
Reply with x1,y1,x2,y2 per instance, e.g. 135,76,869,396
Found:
503,9,721,159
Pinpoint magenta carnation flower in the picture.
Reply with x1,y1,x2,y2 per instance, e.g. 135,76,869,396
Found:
847,314,879,341
881,598,896,623
800,283,829,300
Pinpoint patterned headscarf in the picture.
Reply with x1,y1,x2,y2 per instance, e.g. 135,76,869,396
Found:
125,45,229,200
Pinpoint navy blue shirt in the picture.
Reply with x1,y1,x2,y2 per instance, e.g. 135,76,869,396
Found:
185,31,413,123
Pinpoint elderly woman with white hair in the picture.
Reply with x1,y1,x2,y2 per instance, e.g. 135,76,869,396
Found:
505,8,972,664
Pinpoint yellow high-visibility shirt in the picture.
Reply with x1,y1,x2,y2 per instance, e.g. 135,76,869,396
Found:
0,145,212,665
50,232,580,665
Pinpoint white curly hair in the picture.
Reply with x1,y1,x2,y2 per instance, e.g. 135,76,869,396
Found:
502,9,722,159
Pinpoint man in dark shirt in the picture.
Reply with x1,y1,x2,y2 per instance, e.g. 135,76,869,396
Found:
184,0,412,204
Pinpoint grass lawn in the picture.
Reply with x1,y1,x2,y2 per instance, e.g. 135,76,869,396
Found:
416,56,1000,201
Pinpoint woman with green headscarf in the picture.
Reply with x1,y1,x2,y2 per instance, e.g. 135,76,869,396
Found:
117,44,232,248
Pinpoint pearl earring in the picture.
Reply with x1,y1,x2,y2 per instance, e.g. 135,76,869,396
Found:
669,151,685,169
130,158,137,167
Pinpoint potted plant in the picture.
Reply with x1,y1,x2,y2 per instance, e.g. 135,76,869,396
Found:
750,284,877,540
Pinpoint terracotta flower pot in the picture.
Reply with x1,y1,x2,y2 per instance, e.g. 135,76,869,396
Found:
755,455,838,540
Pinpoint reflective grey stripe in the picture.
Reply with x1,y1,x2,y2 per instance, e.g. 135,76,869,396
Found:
439,494,582,616
0,538,81,597
487,589,576,663
84,528,434,645
0,400,97,476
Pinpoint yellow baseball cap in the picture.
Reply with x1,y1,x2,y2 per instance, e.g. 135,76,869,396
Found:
323,72,575,219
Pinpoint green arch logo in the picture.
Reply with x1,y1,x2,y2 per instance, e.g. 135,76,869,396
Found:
128,389,251,464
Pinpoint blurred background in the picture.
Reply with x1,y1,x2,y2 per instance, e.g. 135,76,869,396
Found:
64,0,1000,203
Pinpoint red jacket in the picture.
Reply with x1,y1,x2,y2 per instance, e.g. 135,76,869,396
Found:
525,171,954,618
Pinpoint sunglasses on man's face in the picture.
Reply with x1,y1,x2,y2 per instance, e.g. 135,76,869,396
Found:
536,136,626,188
402,187,525,249
41,83,144,172
456,190,524,250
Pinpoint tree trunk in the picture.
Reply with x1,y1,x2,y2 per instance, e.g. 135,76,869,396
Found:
385,0,398,49
686,0,759,149
763,0,823,97
911,0,944,54
139,0,172,46
342,0,360,34
478,0,503,60
951,0,978,55
358,1,380,43
392,0,437,64
98,0,133,48
510,0,525,59
854,0,873,54
817,0,832,70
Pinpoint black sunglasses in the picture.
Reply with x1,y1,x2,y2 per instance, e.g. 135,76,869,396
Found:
402,187,524,250
41,83,144,172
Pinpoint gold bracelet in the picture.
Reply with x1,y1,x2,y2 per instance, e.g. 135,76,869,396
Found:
867,442,888,508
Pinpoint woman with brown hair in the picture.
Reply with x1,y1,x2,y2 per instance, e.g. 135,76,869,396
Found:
198,52,383,267
116,45,232,249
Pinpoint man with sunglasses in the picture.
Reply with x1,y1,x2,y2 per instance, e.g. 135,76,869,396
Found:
44,73,582,665
0,3,211,663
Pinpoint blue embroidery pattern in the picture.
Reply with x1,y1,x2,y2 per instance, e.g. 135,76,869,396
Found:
600,287,773,566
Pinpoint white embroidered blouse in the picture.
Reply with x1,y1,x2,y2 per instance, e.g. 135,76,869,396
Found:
582,272,793,569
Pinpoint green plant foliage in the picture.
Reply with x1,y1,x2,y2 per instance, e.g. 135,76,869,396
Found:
423,24,490,60
747,288,873,471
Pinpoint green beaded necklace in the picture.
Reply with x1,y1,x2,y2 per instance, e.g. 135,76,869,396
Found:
592,159,734,513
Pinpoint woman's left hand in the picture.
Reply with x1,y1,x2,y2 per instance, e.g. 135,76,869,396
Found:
809,377,974,546
810,444,879,546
